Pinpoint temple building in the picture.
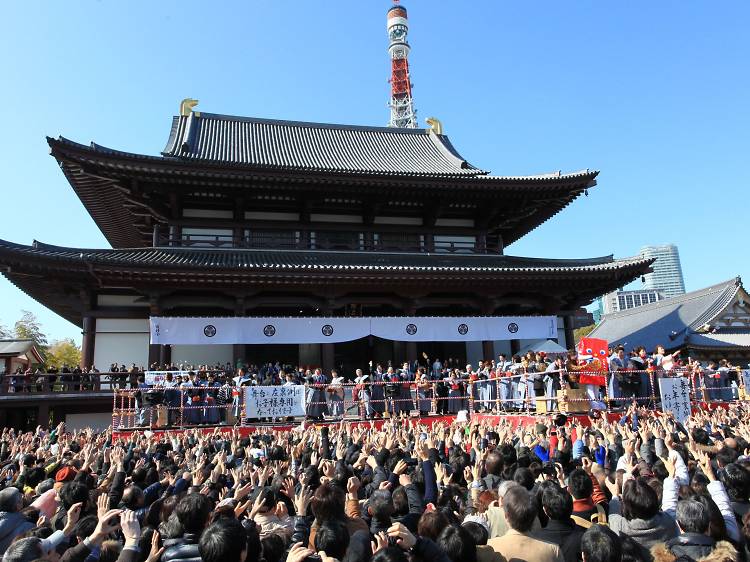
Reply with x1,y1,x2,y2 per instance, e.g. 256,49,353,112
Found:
592,277,750,364
0,104,653,379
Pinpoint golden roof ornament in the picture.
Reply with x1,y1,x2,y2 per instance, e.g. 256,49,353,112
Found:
180,98,199,117
425,117,443,135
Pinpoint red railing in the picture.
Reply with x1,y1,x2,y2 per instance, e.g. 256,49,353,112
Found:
109,368,746,430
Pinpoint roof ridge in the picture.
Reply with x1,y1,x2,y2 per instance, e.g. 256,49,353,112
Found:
599,278,740,321
194,112,432,135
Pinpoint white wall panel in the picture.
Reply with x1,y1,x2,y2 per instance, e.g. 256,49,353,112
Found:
94,333,149,370
97,319,149,333
93,319,149,370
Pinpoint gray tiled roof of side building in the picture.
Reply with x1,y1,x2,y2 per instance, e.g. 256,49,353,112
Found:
590,277,743,350
0,339,37,356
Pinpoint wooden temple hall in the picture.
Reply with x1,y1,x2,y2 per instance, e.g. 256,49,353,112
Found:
0,103,653,373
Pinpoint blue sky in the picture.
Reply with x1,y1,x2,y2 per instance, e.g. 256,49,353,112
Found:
0,1,747,344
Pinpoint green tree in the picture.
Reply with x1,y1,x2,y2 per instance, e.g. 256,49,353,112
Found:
14,310,48,360
573,324,596,344
46,338,82,370
0,322,11,338
14,310,47,345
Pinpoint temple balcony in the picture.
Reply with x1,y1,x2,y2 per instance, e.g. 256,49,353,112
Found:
157,230,502,254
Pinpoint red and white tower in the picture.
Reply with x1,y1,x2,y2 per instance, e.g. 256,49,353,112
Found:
387,3,417,128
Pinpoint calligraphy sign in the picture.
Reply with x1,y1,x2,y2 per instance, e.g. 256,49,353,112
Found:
244,385,306,418
659,376,692,423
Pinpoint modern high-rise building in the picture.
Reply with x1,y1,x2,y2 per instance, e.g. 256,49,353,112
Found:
602,288,665,315
639,244,686,298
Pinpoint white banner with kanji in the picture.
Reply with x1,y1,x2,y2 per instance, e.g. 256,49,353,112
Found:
243,385,306,418
659,377,692,423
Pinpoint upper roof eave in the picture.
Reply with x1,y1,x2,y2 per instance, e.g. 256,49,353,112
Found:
0,238,654,275
47,135,597,187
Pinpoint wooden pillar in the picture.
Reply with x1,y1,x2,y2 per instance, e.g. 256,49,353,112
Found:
152,224,161,247
322,344,335,373
424,233,435,252
510,339,520,356
563,314,575,350
159,345,171,366
233,297,246,364
482,340,494,361
37,403,50,429
393,341,406,365
81,316,96,369
477,232,487,253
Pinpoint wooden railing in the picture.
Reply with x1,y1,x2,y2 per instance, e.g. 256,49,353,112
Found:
157,231,499,254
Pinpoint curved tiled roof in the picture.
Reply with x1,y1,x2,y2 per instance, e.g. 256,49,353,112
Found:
160,113,487,177
590,278,745,350
0,239,653,274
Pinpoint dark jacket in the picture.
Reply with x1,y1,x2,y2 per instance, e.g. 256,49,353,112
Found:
665,534,716,562
412,537,453,562
162,532,201,562
0,511,34,555
59,540,93,562
651,539,739,562
532,519,585,562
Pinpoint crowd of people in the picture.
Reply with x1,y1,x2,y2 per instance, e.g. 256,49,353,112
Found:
4,347,747,428
2,402,750,562
116,347,747,428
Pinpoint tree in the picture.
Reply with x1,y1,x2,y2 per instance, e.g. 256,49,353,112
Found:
14,310,48,360
0,322,11,338
14,310,48,345
46,338,82,370
573,324,596,344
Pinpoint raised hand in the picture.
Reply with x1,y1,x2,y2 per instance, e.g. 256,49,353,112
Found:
295,486,313,516
288,543,316,562
371,532,388,555
387,522,417,550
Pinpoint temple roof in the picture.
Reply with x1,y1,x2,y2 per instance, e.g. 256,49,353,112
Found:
162,113,489,177
0,238,652,326
4,239,651,274
590,277,747,351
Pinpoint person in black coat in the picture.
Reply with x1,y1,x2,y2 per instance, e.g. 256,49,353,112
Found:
531,484,586,562
162,494,212,562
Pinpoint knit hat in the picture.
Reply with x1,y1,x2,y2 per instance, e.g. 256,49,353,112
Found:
54,466,77,483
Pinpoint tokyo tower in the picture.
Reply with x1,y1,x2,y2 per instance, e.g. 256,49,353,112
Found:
387,3,417,128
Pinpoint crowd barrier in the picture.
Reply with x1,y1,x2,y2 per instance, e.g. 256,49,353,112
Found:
109,367,747,430
0,370,229,394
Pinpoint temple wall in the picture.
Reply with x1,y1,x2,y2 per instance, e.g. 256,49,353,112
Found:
171,344,233,367
93,319,149,370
